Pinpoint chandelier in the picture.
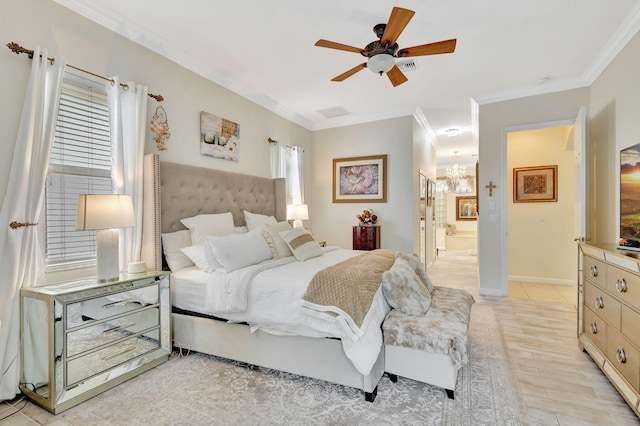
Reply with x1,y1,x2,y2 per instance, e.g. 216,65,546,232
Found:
446,164,467,188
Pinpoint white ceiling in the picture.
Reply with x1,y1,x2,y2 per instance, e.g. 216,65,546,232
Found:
54,0,640,168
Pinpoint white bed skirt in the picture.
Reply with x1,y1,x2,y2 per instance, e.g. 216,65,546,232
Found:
172,312,385,399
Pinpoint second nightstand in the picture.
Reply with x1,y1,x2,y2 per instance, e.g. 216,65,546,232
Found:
352,225,380,250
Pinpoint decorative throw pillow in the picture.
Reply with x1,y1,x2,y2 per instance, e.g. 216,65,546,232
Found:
396,251,433,293
179,244,220,273
161,230,194,272
279,227,323,261
243,210,277,231
382,257,432,316
263,221,294,258
180,212,235,244
234,226,249,234
206,228,273,272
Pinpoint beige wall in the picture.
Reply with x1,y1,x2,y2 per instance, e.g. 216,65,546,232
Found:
477,88,589,296
507,126,575,284
590,31,640,245
311,116,427,253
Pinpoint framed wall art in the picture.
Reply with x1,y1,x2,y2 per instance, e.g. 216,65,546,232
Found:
456,196,478,221
200,111,240,162
513,165,557,203
332,155,387,203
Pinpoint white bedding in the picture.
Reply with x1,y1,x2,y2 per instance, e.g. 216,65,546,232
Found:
171,247,390,375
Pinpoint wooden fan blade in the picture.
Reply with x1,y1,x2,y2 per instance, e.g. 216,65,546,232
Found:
331,63,367,82
381,7,415,45
315,39,363,53
387,66,408,87
397,39,457,57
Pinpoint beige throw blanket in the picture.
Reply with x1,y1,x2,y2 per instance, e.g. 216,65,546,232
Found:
302,249,396,329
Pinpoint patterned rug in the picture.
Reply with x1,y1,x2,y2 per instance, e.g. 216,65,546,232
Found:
31,304,527,426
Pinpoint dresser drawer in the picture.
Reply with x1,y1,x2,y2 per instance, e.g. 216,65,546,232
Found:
585,282,621,329
606,327,640,391
621,305,640,343
584,255,607,288
607,265,640,308
584,306,607,352
67,329,160,387
66,307,159,357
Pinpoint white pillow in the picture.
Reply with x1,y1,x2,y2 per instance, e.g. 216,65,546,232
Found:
243,210,276,231
263,221,293,258
161,230,194,272
207,228,272,272
279,227,323,261
179,244,220,273
180,212,234,244
234,226,249,234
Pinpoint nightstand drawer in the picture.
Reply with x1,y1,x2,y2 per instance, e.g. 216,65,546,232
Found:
67,329,160,386
67,307,159,357
585,281,621,329
584,306,606,352
66,285,159,328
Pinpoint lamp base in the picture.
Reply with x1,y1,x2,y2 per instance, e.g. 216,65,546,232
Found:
96,229,120,283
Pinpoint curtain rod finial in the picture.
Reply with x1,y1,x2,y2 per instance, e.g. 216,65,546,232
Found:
268,137,277,144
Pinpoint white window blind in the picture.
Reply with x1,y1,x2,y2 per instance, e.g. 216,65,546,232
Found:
45,78,112,268
283,145,303,205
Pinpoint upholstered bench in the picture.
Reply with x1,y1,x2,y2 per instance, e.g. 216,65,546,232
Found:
383,286,475,399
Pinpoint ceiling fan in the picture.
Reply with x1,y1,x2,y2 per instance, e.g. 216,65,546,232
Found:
314,6,456,87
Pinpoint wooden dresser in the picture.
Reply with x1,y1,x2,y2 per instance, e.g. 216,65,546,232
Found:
579,243,640,417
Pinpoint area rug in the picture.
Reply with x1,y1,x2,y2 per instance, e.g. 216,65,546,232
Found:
34,303,528,426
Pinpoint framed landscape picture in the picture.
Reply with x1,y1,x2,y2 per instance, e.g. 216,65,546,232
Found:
513,165,557,203
332,155,387,203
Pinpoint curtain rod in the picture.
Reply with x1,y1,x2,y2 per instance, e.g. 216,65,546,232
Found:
6,42,164,102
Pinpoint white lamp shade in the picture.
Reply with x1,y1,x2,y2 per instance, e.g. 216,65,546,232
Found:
77,194,135,230
287,204,309,221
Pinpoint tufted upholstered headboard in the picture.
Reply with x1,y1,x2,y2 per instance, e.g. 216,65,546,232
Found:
141,154,286,270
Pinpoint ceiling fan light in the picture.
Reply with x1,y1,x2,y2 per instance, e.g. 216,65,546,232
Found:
367,54,395,75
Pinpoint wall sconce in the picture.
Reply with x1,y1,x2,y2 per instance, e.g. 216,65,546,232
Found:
76,194,135,282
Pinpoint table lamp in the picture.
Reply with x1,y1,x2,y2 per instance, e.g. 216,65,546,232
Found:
77,194,135,282
287,204,309,228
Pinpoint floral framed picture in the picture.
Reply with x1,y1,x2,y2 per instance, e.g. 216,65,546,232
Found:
332,155,387,203
513,165,558,203
456,196,478,221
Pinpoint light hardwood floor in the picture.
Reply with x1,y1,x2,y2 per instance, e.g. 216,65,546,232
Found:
502,280,639,425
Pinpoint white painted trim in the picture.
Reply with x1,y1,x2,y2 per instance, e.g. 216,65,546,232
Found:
508,275,575,286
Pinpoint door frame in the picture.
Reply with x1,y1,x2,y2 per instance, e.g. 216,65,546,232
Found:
500,117,580,295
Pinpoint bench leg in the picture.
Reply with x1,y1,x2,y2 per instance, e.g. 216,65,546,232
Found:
387,373,398,383
365,385,378,402
445,389,454,399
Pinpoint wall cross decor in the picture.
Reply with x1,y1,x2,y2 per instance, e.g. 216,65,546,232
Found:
485,181,496,197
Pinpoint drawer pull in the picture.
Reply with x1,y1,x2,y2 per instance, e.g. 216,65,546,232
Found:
616,348,627,364
103,322,136,334
589,322,598,334
102,298,135,309
101,345,136,361
595,296,604,309
615,278,628,293
589,265,598,277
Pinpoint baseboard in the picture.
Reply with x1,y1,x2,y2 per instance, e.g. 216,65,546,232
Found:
508,275,575,286
479,287,506,297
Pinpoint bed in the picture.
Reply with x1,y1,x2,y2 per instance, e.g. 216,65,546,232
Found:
139,155,388,401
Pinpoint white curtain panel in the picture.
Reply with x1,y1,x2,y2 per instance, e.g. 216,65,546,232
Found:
0,48,65,401
108,79,148,269
270,141,283,179
296,147,305,204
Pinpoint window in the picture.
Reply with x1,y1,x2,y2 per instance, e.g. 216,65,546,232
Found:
282,145,303,205
45,76,112,269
